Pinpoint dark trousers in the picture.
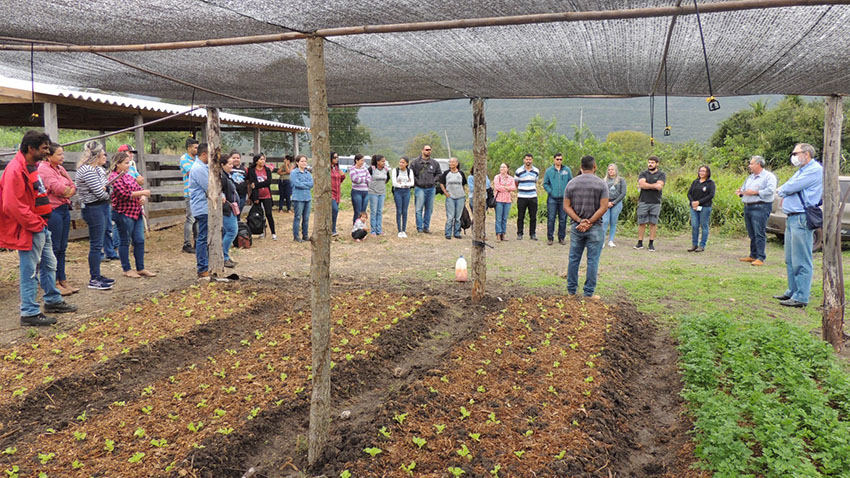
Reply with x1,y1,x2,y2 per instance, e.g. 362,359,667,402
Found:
352,229,367,240
517,196,538,237
278,179,292,211
744,202,771,261
46,204,70,282
258,198,276,234
547,196,567,241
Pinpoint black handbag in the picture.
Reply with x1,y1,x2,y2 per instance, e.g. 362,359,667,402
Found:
795,192,823,230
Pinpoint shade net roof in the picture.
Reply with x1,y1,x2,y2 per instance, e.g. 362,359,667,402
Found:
0,1,848,107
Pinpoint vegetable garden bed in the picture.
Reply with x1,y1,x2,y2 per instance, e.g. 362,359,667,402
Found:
0,281,697,478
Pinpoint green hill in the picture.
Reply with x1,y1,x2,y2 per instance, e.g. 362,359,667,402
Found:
359,95,791,155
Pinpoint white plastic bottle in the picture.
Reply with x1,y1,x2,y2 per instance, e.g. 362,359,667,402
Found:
455,255,468,282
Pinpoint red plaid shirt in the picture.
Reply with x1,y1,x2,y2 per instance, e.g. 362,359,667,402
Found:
109,172,143,219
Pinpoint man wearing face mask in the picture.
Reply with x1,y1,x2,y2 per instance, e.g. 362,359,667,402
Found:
773,143,823,308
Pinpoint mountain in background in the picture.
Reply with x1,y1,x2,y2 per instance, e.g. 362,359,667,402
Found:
358,95,791,155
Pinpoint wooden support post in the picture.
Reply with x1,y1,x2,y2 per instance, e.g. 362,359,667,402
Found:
134,114,148,221
253,128,261,155
43,103,58,141
822,95,844,352
306,36,332,469
206,107,224,276
471,98,488,303
293,131,300,156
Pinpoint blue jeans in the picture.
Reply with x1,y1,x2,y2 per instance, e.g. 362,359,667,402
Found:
351,189,368,224
783,213,814,304
744,202,771,261
567,224,605,296
547,196,568,241
689,206,712,248
332,199,339,235
113,212,146,272
222,213,238,261
46,204,70,282
81,202,108,280
495,201,510,235
104,203,118,258
445,197,465,237
368,193,386,234
393,188,411,233
278,179,292,211
414,186,436,231
601,201,624,243
293,200,311,240
194,214,209,274
19,228,62,316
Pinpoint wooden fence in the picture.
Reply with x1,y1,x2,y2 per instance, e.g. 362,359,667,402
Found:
0,151,291,240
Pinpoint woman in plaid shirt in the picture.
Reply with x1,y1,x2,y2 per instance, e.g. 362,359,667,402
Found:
108,152,156,279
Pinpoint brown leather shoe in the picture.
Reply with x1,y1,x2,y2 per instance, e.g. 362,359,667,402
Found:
58,280,80,293
123,270,141,278
739,257,756,262
197,271,210,279
687,245,698,252
137,269,158,277
56,282,73,296
751,259,764,266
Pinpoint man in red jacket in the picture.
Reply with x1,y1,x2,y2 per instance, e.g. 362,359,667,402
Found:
0,131,77,326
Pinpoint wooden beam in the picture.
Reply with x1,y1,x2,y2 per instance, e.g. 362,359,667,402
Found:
306,35,332,470
293,132,300,157
42,102,58,141
3,0,844,53
471,98,488,303
821,95,844,351
253,128,261,155
134,114,148,221
206,107,224,276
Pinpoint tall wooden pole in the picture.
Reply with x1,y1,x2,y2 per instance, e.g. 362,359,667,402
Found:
42,103,58,141
253,128,261,155
471,98,488,302
134,114,148,221
306,36,332,469
206,107,224,276
822,95,844,351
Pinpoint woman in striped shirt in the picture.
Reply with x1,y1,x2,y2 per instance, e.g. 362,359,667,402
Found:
108,152,156,279
74,141,113,290
349,154,371,225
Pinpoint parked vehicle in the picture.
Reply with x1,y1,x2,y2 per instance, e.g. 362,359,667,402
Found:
337,155,370,173
766,175,850,252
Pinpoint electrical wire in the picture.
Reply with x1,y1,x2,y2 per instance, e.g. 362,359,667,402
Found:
693,0,720,111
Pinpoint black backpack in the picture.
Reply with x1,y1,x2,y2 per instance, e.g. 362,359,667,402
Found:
247,204,266,235
486,187,496,209
460,205,472,233
236,221,252,249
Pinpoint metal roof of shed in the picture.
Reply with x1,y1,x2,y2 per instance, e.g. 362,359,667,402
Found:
0,76,309,132
0,1,848,107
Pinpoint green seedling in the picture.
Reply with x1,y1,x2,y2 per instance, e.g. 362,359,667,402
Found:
434,423,446,434
457,444,471,460
448,466,465,477
393,412,408,425
128,452,145,463
378,426,391,438
400,461,416,475
459,406,471,419
104,439,115,453
363,447,382,457
411,436,426,449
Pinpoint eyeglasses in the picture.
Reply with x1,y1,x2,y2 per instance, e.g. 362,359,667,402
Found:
554,158,563,161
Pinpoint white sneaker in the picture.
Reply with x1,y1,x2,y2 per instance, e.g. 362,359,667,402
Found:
401,232,407,238
272,234,278,241
398,232,404,238
608,241,616,247
258,233,265,239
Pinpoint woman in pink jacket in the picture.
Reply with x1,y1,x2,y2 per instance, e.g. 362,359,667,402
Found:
492,162,516,241
38,143,78,295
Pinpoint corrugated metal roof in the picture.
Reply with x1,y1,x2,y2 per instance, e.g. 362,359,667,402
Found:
0,75,309,132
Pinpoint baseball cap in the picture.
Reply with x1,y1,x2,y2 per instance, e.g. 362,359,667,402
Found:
118,144,137,153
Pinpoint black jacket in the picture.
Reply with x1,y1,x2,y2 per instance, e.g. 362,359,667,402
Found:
247,165,273,202
687,178,716,207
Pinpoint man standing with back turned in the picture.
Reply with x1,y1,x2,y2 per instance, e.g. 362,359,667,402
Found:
773,143,822,308
736,155,776,266
563,155,609,299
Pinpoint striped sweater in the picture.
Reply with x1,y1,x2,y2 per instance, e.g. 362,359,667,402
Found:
74,164,110,204
514,165,540,199
349,165,372,192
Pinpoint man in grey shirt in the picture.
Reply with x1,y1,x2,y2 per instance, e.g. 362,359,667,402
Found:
563,155,609,298
736,155,777,266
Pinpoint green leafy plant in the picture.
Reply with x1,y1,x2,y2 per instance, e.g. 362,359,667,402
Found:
128,452,145,463
363,447,383,457
448,466,465,477
411,436,426,449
